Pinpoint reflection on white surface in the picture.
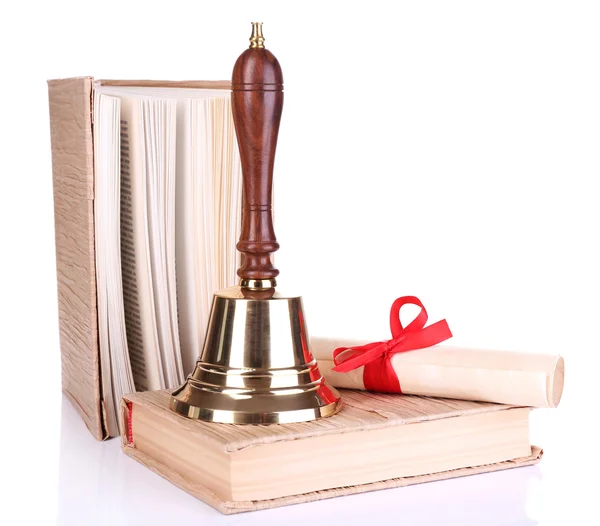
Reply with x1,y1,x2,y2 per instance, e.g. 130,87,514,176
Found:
58,395,539,526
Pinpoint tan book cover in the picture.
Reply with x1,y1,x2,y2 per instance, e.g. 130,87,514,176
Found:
121,389,542,514
47,77,230,440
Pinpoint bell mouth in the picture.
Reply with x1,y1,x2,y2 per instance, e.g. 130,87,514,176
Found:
169,288,342,424
170,379,341,425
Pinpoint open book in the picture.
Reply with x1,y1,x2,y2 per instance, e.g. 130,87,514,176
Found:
92,84,242,435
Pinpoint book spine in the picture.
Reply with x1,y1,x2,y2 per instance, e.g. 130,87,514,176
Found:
126,402,134,444
120,398,134,447
48,77,106,440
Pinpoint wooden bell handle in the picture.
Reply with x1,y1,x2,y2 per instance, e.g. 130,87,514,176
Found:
232,23,283,285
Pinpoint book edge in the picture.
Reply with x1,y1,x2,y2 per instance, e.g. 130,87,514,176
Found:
121,437,542,515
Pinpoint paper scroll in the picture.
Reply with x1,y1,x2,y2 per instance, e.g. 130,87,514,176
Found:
311,337,564,408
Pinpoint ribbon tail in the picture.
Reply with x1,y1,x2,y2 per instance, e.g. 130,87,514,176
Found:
332,342,388,373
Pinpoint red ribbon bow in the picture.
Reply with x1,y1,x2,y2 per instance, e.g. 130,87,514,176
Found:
332,296,452,393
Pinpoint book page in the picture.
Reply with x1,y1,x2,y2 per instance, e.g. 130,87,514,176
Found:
140,99,184,387
175,96,242,375
93,93,120,436
94,93,136,435
94,84,243,383
119,97,165,391
175,99,203,375
217,97,242,287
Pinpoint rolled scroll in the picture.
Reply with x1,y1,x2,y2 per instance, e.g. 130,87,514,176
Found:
311,337,564,408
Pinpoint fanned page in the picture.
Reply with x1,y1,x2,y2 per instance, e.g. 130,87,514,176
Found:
118,97,167,391
94,84,242,414
139,99,183,387
212,98,242,294
92,93,135,434
176,96,242,374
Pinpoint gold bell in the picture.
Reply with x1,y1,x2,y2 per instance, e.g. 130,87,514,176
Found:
170,24,341,424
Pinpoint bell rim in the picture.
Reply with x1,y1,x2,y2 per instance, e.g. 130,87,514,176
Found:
169,394,342,425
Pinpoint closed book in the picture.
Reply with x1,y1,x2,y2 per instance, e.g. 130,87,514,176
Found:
121,389,542,514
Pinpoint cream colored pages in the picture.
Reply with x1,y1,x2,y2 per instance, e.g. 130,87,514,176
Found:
176,96,242,375
96,84,242,377
211,97,242,290
93,93,135,434
311,337,564,408
93,93,119,436
139,98,184,387
175,99,201,376
94,85,241,382
119,98,165,391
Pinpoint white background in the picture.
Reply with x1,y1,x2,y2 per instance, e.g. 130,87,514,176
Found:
1,1,599,524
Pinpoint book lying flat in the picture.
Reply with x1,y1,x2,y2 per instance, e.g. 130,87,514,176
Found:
121,389,542,514
48,77,241,439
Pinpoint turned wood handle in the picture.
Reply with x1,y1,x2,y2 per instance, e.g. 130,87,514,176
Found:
232,23,283,283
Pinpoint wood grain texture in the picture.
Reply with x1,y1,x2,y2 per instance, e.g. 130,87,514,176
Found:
48,77,105,440
232,48,283,280
120,394,542,514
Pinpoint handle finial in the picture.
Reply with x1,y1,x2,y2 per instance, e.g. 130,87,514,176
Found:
249,22,265,49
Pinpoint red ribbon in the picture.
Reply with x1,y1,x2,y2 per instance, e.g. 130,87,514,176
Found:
332,296,452,393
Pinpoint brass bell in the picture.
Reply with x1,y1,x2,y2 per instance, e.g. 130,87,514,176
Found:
170,24,341,424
